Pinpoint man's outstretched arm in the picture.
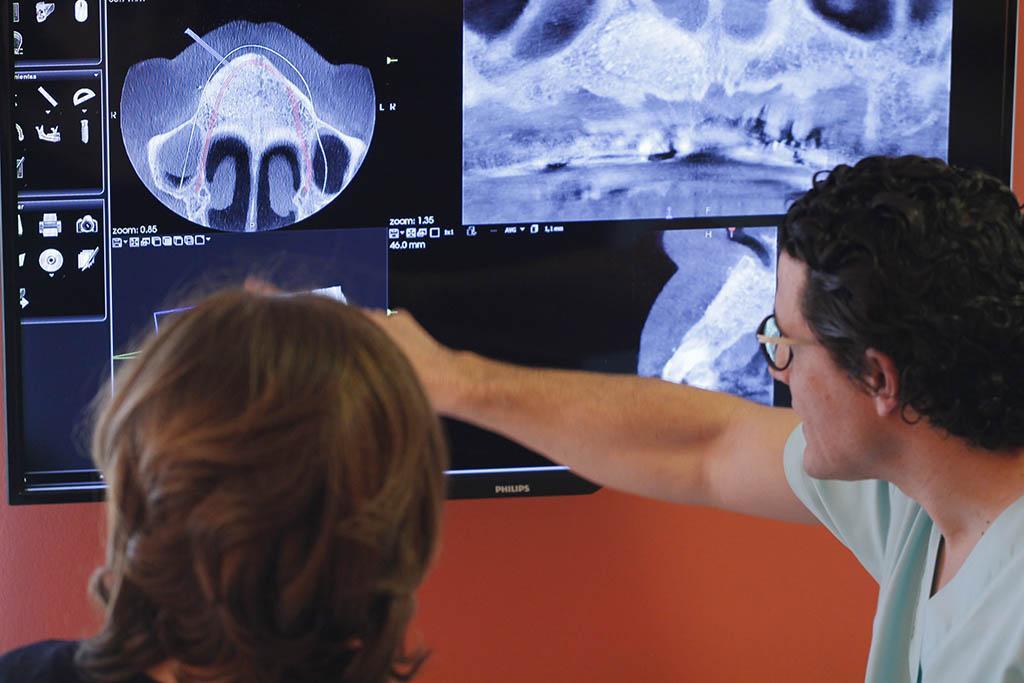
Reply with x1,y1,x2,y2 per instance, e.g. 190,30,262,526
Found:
372,311,815,525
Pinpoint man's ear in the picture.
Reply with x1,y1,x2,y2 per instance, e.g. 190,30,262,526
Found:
863,348,900,417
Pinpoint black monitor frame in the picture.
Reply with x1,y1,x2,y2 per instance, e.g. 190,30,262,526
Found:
2,0,1018,505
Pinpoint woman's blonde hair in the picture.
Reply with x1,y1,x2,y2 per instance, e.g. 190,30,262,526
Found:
75,289,448,682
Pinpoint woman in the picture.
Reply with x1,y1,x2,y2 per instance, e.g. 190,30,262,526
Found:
0,289,448,682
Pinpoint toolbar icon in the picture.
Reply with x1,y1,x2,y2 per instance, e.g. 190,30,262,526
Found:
35,2,55,23
73,88,95,106
36,124,61,143
39,248,63,275
13,3,20,23
16,157,25,179
15,123,24,142
19,289,29,310
13,31,23,56
78,248,99,271
74,0,88,22
76,215,98,233
39,213,61,237
38,86,58,108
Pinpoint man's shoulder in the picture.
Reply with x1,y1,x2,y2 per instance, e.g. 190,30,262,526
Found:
0,640,85,683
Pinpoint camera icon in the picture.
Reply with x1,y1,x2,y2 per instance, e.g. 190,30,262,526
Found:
76,215,99,234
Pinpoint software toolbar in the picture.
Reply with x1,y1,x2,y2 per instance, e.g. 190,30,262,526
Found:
10,1,106,322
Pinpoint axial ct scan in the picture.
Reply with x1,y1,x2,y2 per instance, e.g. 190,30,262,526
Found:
463,0,952,224
120,21,376,232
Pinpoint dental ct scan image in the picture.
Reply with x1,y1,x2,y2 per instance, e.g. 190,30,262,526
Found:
462,0,953,224
4,0,991,502
120,21,377,232
105,0,462,235
640,226,777,405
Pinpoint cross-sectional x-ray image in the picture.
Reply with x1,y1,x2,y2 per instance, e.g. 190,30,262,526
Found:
463,0,953,225
151,285,347,332
120,21,376,232
639,227,777,405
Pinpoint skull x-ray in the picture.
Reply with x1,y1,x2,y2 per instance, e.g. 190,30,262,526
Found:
463,0,952,224
120,21,375,232
640,227,777,404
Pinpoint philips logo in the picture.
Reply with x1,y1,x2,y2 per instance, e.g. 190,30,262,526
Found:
495,484,531,495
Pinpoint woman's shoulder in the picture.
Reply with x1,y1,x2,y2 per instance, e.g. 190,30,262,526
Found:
0,640,85,682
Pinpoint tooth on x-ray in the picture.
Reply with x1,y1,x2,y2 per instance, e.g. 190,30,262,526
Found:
120,21,376,232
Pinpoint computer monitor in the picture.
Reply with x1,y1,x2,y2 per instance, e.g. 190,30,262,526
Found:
2,0,1016,503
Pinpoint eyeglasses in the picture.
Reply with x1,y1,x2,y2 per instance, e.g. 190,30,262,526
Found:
756,314,816,372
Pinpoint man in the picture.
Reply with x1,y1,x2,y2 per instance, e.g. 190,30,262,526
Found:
373,156,1024,681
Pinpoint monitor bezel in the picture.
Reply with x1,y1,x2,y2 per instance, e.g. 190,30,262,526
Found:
3,0,1018,504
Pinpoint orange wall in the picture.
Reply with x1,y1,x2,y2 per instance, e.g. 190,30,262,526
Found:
1,464,879,682
3,7,1023,680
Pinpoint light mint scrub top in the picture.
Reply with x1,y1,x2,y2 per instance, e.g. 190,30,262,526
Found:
783,426,1024,682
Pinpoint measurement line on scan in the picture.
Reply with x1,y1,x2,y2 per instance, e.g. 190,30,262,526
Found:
184,28,229,67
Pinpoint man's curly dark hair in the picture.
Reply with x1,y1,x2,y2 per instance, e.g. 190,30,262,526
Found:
780,155,1024,451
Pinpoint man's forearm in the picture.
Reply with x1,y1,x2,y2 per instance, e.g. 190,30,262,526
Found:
441,350,745,505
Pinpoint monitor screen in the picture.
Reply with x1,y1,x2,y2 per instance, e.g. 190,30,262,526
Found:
2,0,1016,503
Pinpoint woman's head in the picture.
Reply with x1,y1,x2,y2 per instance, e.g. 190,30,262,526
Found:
76,289,448,683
